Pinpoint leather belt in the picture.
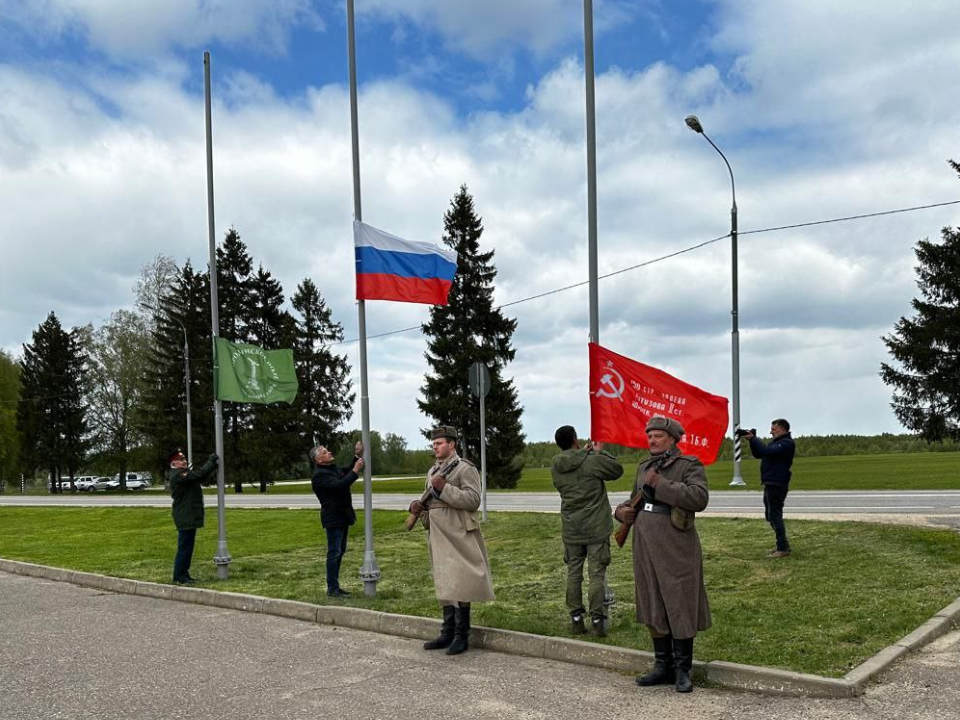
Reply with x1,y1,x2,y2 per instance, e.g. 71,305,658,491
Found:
641,502,671,515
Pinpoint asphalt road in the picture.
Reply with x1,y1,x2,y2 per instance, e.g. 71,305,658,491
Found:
5,489,960,518
2,571,959,720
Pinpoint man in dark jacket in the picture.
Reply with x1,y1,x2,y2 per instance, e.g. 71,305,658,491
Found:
745,419,796,557
310,441,364,597
551,425,623,636
168,448,218,584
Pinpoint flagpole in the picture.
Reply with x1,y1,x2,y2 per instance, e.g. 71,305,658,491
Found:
204,51,231,580
347,0,380,597
583,0,615,616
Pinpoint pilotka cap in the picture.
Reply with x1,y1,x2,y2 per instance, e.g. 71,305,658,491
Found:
645,415,684,441
431,425,459,441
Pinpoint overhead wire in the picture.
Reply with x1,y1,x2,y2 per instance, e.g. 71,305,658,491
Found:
334,198,960,345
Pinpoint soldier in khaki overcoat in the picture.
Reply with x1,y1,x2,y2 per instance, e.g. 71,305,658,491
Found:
409,426,495,655
614,415,710,693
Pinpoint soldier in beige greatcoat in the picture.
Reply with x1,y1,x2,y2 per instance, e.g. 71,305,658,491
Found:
614,415,711,694
409,426,495,655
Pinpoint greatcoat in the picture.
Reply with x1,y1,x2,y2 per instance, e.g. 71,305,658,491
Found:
419,453,495,606
616,449,711,639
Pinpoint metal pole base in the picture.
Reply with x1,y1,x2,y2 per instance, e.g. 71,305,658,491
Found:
214,547,231,580
729,477,746,487
359,550,381,597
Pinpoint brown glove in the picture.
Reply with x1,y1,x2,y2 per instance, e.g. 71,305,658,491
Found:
616,506,637,525
431,477,447,494
409,500,424,515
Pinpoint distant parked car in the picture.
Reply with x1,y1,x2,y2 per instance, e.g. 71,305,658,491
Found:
96,473,152,491
74,476,102,492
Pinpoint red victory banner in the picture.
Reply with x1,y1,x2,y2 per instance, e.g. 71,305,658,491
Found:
588,343,729,465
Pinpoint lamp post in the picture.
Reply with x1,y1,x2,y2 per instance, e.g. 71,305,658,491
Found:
685,114,746,487
140,303,193,467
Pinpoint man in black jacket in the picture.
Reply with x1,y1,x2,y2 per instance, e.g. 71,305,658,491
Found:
745,419,796,558
168,448,218,584
310,441,364,596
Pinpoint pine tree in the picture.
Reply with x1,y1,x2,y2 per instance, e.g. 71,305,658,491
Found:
217,228,256,491
880,160,960,442
17,313,89,491
141,261,214,479
418,185,525,488
291,278,354,452
246,266,301,491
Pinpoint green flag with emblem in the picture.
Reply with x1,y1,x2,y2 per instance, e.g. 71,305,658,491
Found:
214,337,299,404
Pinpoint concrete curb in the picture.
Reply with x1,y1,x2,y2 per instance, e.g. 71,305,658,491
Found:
1,558,956,698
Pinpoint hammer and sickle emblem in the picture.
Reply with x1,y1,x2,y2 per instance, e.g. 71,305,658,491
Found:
595,364,625,401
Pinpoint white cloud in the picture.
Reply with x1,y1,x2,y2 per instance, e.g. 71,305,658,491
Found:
0,0,323,56
2,2,960,444
357,0,641,60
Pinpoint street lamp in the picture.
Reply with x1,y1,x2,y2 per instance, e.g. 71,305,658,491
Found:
685,114,746,487
140,302,193,467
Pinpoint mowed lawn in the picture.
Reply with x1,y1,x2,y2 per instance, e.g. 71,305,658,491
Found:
1,506,958,677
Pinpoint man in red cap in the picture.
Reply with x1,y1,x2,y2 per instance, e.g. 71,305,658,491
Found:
168,448,218,584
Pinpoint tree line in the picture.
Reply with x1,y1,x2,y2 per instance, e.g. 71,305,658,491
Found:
2,186,528,491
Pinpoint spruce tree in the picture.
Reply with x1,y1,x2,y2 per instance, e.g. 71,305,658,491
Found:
418,185,525,488
17,313,88,491
880,160,960,442
291,278,354,452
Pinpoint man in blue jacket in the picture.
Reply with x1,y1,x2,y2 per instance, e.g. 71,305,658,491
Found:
310,441,363,596
745,419,795,558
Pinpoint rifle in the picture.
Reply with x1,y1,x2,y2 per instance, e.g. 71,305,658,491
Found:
405,460,461,531
614,454,669,547
614,492,644,548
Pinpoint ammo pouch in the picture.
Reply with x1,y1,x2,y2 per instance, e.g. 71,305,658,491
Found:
670,506,695,532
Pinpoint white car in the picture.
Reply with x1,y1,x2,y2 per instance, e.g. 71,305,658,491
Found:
74,476,102,492
94,474,150,491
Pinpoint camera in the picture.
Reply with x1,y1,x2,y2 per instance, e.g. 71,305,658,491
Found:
735,428,756,438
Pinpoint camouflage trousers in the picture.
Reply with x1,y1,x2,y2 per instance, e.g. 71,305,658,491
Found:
563,539,611,620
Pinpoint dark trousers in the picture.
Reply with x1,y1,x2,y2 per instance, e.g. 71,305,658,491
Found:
325,526,349,592
173,528,197,582
763,484,790,551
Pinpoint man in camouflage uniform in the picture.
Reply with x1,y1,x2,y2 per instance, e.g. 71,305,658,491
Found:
550,425,623,636
409,426,494,655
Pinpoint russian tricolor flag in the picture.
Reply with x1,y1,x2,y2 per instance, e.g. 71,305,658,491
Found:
354,220,458,306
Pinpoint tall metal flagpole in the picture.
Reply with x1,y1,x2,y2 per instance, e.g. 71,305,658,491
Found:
204,51,231,578
347,0,380,597
583,0,614,614
583,0,599,345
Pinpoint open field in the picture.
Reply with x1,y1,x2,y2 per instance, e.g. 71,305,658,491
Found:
2,506,959,677
9,450,957,496
315,451,960,494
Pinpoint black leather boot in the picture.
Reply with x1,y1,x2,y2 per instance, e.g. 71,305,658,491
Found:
423,605,456,650
636,635,675,686
446,604,471,655
673,637,694,693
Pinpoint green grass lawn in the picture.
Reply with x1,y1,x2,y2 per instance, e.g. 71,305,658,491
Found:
1,506,958,677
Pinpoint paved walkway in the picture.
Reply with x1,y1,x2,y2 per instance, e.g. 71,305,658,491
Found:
1,572,958,720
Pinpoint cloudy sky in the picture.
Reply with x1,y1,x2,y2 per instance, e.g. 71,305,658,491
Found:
1,0,958,447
